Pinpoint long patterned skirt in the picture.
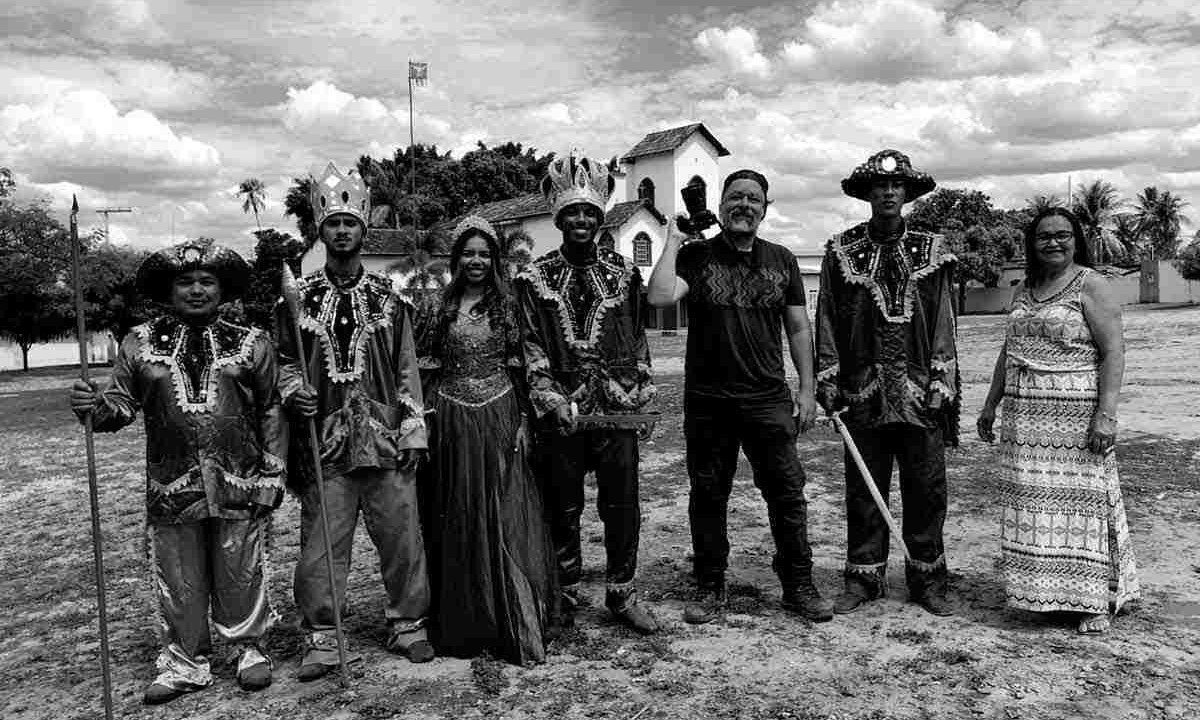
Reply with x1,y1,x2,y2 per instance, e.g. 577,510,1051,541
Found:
998,364,1140,615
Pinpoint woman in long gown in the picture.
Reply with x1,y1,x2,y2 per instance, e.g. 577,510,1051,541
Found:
415,216,557,664
977,208,1140,634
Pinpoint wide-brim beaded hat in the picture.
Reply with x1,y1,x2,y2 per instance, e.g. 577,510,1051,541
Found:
136,238,250,303
841,149,936,203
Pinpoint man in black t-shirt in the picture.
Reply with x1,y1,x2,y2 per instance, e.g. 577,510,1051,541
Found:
647,169,833,625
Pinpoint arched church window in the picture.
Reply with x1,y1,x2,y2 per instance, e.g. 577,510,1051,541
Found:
633,232,652,266
637,178,656,208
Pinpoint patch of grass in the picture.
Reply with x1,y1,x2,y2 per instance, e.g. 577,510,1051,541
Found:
471,652,508,696
885,628,932,644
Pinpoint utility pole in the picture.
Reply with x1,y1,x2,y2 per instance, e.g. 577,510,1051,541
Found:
95,207,132,243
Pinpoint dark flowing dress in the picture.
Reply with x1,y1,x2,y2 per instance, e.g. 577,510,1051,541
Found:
419,299,557,664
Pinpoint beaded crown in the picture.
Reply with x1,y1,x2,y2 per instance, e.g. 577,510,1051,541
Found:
540,152,613,221
311,162,371,227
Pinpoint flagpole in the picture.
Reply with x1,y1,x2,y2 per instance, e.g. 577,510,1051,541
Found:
70,195,116,720
409,65,418,235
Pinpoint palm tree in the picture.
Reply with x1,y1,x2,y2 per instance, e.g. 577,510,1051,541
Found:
1109,214,1143,266
238,178,267,231
384,226,451,297
1025,194,1066,214
1071,180,1122,264
1134,186,1189,260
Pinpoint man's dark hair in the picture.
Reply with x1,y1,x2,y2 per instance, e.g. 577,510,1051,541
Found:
722,169,769,198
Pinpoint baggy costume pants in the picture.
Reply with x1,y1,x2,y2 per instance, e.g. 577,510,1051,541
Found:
294,467,430,636
537,428,640,597
842,422,948,594
148,516,273,689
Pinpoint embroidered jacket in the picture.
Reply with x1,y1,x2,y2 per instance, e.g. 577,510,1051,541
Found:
91,315,287,523
277,269,427,484
515,245,655,419
815,222,960,442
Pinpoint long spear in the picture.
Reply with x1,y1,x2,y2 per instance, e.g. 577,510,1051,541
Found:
69,195,115,720
280,263,350,687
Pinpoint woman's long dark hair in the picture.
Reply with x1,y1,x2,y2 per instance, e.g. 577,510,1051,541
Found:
1024,207,1092,285
425,227,518,362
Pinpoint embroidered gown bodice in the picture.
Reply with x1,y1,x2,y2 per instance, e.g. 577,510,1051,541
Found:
439,310,515,406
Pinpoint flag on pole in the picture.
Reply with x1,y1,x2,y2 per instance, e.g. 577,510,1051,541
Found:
409,61,428,86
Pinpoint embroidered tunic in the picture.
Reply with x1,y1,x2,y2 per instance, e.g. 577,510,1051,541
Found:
277,269,427,483
91,315,287,523
815,222,959,439
515,246,654,418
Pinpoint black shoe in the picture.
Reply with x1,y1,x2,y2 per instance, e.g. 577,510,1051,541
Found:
143,683,190,705
782,585,834,622
683,585,727,625
911,592,954,616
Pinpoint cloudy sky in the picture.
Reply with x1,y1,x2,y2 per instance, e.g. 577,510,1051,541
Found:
3,0,1199,254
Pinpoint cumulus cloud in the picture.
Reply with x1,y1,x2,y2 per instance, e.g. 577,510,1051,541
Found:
530,102,573,125
778,0,1052,83
694,27,772,79
282,80,455,152
0,89,221,192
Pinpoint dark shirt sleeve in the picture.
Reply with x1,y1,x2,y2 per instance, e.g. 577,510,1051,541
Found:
250,333,288,487
92,332,142,433
516,276,569,418
784,248,807,306
677,242,704,288
815,249,842,412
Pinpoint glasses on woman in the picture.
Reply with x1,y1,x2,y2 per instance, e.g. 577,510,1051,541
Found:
1035,231,1074,244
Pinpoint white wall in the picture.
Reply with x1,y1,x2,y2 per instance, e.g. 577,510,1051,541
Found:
0,333,114,372
623,153,675,218
674,134,723,220
613,211,666,270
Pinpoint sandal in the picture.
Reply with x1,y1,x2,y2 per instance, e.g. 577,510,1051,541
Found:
1077,613,1110,634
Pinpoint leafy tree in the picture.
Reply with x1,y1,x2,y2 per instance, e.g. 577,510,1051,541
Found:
1134,186,1189,260
238,177,267,231
1025,194,1067,214
1071,180,1122,264
383,226,451,295
909,188,1023,311
243,228,306,331
284,176,317,247
0,167,13,200
1173,233,1200,285
1108,214,1143,268
0,200,75,369
77,242,149,341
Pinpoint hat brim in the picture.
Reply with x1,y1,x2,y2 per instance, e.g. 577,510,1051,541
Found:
137,249,250,304
841,174,936,203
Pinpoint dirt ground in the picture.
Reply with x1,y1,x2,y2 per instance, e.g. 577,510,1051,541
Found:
1,305,1197,720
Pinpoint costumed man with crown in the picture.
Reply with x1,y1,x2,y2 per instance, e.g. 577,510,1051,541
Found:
516,153,659,635
816,149,961,617
278,163,433,680
69,240,285,704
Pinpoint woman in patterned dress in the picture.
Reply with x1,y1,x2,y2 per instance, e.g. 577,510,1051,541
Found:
415,217,557,664
977,208,1139,634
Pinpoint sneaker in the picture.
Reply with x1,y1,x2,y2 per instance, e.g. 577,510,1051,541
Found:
236,647,273,691
683,585,727,625
782,585,834,623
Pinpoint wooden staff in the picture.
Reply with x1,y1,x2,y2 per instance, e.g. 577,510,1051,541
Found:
69,195,115,720
821,412,911,562
280,263,350,687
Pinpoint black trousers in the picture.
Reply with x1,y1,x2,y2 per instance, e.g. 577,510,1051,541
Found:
537,427,640,589
684,394,814,592
842,422,947,586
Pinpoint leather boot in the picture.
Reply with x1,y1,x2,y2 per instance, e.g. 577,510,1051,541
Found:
606,587,659,635
683,582,727,625
782,580,834,622
833,567,886,614
907,560,953,616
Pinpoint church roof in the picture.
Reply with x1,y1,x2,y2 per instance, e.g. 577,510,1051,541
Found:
621,123,731,162
601,200,667,229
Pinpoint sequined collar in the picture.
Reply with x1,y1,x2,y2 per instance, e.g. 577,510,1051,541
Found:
829,222,955,323
296,269,400,383
135,315,259,413
521,246,633,349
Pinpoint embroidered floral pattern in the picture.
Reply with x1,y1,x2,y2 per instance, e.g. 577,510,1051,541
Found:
829,223,955,323
297,271,400,383
134,316,259,414
520,247,633,349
